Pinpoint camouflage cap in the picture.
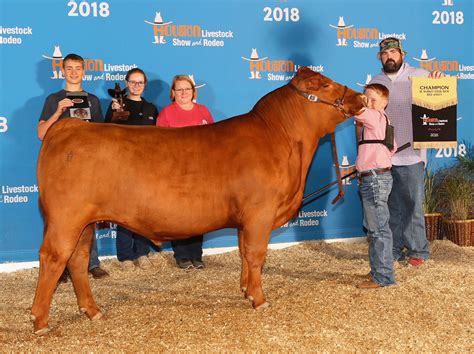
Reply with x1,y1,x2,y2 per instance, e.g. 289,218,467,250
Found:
378,37,405,54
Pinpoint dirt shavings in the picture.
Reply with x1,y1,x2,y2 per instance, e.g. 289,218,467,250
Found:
0,240,472,352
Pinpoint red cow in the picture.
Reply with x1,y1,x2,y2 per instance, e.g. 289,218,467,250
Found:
31,67,366,334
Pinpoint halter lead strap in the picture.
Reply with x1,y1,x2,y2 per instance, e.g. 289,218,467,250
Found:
288,82,350,204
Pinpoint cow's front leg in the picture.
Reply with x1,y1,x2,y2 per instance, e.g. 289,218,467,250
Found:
31,227,77,335
68,224,103,321
241,224,272,309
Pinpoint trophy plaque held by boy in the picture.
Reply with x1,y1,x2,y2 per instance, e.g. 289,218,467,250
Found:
107,83,130,122
66,91,92,121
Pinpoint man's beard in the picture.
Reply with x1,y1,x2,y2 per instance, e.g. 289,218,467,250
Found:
382,58,403,73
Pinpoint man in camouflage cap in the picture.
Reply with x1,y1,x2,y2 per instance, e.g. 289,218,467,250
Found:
367,37,443,272
377,37,407,73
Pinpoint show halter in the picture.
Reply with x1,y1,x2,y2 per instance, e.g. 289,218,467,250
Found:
288,82,350,118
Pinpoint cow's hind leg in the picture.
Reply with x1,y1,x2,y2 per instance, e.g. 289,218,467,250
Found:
240,222,272,309
238,229,249,293
68,223,103,321
31,224,80,335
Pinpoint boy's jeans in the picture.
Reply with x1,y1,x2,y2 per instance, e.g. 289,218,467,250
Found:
359,170,395,286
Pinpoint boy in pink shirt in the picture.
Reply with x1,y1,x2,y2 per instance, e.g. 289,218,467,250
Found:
355,83,396,289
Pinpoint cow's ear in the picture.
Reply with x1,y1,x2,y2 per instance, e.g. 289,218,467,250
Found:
305,75,322,91
297,66,310,75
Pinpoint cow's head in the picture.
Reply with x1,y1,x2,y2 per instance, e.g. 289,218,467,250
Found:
289,67,366,124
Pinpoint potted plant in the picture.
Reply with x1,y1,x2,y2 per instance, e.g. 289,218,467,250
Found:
423,165,443,241
438,144,474,246
456,141,474,173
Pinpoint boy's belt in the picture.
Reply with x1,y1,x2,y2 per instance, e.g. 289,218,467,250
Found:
358,167,391,178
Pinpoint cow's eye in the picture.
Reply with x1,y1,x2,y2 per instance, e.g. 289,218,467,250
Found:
322,84,330,88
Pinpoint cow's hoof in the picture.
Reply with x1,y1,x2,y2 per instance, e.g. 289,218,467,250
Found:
80,307,103,321
255,301,270,310
31,315,50,335
91,312,103,321
34,326,50,336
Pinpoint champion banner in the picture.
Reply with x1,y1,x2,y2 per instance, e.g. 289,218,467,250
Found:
411,77,458,149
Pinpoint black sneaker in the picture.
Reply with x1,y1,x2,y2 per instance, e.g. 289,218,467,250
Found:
89,266,110,279
176,258,193,270
58,269,69,284
191,258,205,269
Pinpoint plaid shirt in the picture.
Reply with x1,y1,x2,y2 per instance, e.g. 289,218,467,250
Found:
370,63,429,166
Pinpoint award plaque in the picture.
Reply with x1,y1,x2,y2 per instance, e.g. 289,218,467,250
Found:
107,83,130,122
411,76,457,149
66,91,91,121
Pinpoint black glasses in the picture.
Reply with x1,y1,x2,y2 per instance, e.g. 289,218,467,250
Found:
127,80,145,87
174,88,193,94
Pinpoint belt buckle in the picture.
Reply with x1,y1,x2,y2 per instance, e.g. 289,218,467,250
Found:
376,167,389,175
358,169,377,178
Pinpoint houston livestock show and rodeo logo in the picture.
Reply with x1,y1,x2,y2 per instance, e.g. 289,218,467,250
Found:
241,48,324,82
329,16,406,49
144,11,234,47
413,48,473,80
42,45,138,82
355,47,473,87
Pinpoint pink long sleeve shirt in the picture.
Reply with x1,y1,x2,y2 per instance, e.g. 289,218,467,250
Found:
355,108,396,173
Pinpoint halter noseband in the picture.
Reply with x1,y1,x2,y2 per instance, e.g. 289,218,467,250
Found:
289,83,351,118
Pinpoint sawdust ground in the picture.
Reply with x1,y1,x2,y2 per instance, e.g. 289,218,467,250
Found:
0,240,473,352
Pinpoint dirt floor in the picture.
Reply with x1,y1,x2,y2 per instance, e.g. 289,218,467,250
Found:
0,239,473,352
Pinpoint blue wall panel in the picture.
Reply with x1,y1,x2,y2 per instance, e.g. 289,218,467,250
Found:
0,0,472,262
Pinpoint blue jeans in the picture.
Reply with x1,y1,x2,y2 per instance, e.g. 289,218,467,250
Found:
359,170,395,286
389,162,429,261
172,235,203,260
89,229,100,270
116,225,150,262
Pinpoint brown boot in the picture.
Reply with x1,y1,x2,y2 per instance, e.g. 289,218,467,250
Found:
357,279,381,289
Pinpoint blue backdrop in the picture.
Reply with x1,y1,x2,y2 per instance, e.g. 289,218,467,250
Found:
1,0,472,262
